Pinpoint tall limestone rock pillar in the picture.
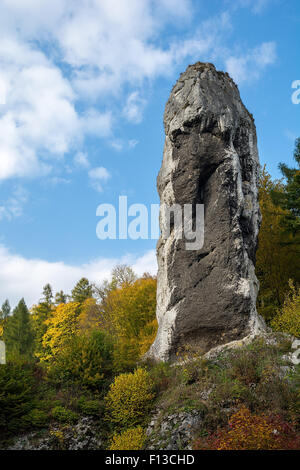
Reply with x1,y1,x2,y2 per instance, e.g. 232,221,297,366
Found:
148,62,265,362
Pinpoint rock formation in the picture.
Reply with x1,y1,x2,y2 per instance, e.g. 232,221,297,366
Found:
147,62,265,362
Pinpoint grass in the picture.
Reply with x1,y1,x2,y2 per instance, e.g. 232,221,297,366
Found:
146,334,300,444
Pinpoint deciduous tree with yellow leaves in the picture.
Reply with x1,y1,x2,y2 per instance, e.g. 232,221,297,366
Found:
256,167,300,322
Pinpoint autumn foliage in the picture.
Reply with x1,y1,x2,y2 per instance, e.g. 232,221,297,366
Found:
109,426,146,450
256,167,300,323
271,280,300,337
193,406,300,450
105,368,155,428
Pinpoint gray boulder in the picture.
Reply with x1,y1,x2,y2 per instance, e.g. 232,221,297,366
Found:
147,62,265,362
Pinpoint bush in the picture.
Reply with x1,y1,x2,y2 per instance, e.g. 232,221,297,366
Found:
77,397,102,416
109,426,146,450
148,360,174,394
271,280,300,337
51,405,78,424
48,330,114,389
105,368,155,428
0,363,36,438
22,409,48,428
194,406,300,450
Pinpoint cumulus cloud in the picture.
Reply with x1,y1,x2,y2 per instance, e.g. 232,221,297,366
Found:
110,140,124,152
0,186,28,221
225,41,276,84
0,40,79,180
110,139,139,151
80,109,113,138
123,91,147,124
0,0,277,185
74,152,90,168
0,244,157,308
88,166,111,192
0,0,194,183
171,12,232,63
236,0,272,14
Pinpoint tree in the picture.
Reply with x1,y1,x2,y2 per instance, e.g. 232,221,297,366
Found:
103,277,157,370
1,299,11,320
71,278,93,303
272,137,300,236
94,265,137,303
40,284,53,306
111,265,137,289
49,330,114,388
3,299,34,361
256,167,300,322
31,285,55,357
40,302,81,363
55,290,67,305
78,298,104,332
0,300,11,337
271,280,300,337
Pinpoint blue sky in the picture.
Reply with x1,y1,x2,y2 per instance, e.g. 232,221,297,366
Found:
0,0,299,307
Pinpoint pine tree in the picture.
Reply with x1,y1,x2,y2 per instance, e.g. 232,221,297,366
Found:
71,278,93,303
32,285,55,357
55,290,68,305
41,284,53,306
272,138,300,236
3,299,34,360
1,300,11,320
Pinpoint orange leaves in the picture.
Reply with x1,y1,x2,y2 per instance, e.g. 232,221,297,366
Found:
194,406,300,450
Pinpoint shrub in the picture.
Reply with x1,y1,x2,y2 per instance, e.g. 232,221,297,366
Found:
51,405,78,424
0,363,36,438
48,330,114,389
77,397,102,416
148,360,174,394
194,406,300,450
105,368,155,428
22,409,48,428
109,426,146,450
271,280,300,337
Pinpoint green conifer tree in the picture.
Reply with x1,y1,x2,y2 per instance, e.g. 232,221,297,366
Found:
71,278,93,303
4,298,34,361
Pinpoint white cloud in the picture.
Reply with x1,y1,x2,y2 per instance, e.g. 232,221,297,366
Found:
236,0,272,14
0,186,28,221
0,244,157,308
129,139,139,149
110,140,124,152
0,0,277,186
88,167,110,180
48,176,71,186
88,166,111,192
0,75,7,104
225,41,276,84
171,12,232,63
81,109,113,138
110,139,139,151
74,152,90,168
0,39,79,180
123,91,147,124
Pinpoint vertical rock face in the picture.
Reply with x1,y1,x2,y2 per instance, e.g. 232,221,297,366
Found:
148,62,265,362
